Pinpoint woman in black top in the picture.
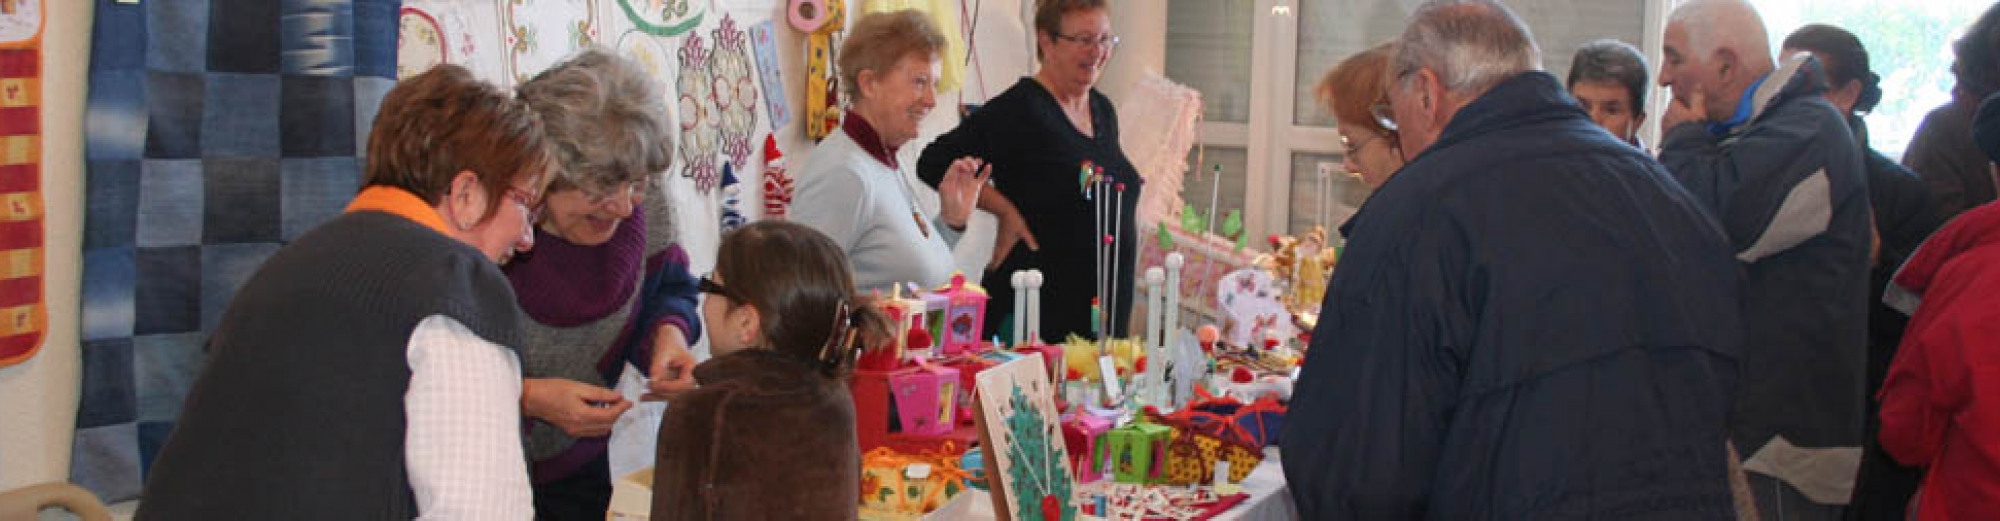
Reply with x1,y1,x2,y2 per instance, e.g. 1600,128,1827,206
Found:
917,0,1140,343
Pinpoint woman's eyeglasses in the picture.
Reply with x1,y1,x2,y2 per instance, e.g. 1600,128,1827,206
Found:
504,186,543,221
581,180,649,207
1053,32,1120,50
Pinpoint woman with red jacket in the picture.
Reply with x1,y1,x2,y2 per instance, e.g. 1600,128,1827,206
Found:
1877,91,2000,520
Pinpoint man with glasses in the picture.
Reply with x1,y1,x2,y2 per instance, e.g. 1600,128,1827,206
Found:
1282,1,1742,517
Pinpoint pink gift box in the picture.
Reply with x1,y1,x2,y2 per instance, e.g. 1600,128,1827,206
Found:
1063,413,1115,482
890,362,960,436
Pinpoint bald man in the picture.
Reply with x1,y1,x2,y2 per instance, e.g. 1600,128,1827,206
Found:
1656,1,1871,518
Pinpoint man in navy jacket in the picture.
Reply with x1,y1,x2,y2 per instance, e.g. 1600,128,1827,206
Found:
1282,1,1743,518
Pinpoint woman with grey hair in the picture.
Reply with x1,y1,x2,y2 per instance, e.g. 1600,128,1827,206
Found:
1567,39,1649,146
789,10,991,294
506,48,703,518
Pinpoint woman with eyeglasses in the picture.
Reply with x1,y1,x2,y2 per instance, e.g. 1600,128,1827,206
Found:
138,65,551,519
650,221,884,520
916,0,1143,344
1314,42,1406,191
506,49,705,518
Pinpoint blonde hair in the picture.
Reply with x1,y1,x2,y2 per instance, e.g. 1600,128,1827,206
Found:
838,10,946,101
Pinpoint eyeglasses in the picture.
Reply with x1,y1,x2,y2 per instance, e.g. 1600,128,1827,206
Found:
1053,32,1120,49
698,275,731,299
581,179,649,207
1340,132,1381,159
504,185,543,220
1369,101,1399,132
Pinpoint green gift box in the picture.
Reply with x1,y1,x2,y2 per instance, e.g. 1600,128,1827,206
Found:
1096,421,1173,484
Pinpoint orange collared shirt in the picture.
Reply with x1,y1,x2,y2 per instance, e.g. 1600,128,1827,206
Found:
344,185,452,236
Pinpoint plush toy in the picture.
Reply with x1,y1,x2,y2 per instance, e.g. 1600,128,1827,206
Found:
718,163,748,232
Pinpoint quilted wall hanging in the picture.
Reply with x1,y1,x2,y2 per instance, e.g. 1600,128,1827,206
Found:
0,0,43,368
74,0,399,502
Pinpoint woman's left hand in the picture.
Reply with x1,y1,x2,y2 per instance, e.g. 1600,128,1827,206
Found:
643,325,698,400
938,156,992,229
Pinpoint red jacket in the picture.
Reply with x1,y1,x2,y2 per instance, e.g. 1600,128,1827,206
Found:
1879,201,2000,520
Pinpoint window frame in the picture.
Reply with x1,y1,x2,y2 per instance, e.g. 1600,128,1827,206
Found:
1179,0,1675,241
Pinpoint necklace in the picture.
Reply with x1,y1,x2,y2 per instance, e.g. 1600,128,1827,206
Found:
868,136,932,239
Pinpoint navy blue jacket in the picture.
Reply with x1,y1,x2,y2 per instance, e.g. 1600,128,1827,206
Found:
1282,72,1742,519
1657,56,1871,484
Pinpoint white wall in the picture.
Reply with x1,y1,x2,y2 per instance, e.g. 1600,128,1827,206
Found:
0,0,87,492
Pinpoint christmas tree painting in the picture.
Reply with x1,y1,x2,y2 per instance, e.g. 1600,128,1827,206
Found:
977,354,1077,521
1002,384,1075,521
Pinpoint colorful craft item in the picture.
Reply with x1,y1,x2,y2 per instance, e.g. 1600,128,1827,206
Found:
1014,342,1063,388
932,273,988,356
859,444,972,516
747,20,791,129
802,0,845,140
710,15,759,169
718,163,748,232
787,0,831,32
1061,413,1113,483
676,29,721,192
1063,335,1142,381
760,135,795,218
1099,420,1173,484
1071,481,1248,521
890,361,960,436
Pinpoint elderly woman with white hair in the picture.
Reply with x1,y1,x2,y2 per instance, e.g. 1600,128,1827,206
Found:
506,49,704,518
789,10,992,293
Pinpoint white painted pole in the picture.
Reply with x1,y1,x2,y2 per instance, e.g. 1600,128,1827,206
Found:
1025,270,1044,345
1164,253,1185,349
1144,267,1166,404
1011,271,1028,346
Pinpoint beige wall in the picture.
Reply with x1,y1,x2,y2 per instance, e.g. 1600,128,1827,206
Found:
0,0,88,491
1100,0,1168,111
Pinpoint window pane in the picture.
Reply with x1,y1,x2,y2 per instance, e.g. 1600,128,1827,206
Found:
1293,0,1408,128
1292,0,1649,126
1181,146,1250,232
1752,0,1986,160
1288,152,1373,236
1167,0,1255,123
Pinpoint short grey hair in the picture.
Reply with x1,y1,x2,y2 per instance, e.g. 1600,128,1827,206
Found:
517,48,674,193
1390,0,1541,97
1668,0,1771,72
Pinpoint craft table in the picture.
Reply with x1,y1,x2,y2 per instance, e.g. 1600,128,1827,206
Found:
919,448,1295,521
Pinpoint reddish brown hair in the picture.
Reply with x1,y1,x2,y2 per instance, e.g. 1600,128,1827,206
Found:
364,64,552,220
